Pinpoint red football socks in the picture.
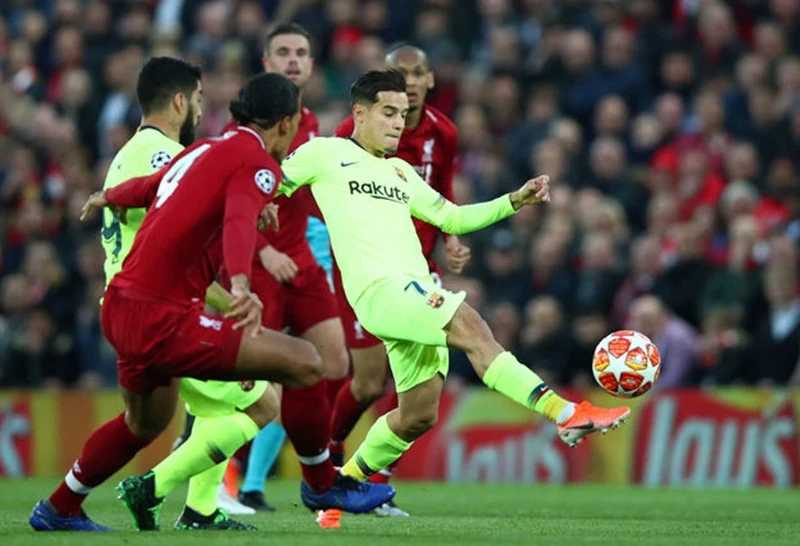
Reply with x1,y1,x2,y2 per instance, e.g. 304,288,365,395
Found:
49,413,151,516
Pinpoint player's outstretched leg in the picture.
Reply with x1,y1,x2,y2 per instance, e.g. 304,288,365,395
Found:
30,382,179,532
446,303,630,447
118,386,279,530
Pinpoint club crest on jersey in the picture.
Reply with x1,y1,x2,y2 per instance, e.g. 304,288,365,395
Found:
427,292,445,309
150,151,172,169
394,166,407,182
254,169,276,195
239,380,255,392
422,139,435,162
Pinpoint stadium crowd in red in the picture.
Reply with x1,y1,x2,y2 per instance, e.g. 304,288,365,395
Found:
1,0,799,390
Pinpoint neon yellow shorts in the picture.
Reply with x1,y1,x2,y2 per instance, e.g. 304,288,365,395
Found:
354,275,466,392
179,378,268,418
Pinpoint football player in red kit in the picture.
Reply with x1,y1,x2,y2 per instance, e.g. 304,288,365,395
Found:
328,45,471,515
224,23,352,513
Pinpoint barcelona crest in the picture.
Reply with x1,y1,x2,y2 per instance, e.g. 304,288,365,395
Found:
427,293,444,309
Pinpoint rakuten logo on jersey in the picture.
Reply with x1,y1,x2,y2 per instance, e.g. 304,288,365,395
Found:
633,392,798,487
348,180,409,204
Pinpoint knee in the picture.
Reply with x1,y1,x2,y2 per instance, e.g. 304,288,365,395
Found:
351,374,385,404
399,406,438,440
294,341,324,388
447,305,495,356
124,413,169,441
326,346,350,380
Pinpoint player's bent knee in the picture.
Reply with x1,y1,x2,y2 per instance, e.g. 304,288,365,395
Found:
351,376,385,404
293,344,325,388
124,414,169,441
401,408,438,440
328,346,350,379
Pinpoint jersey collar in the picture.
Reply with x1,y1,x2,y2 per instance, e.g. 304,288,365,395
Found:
237,125,266,149
138,124,168,138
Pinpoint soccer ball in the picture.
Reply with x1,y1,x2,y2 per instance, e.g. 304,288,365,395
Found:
592,330,661,398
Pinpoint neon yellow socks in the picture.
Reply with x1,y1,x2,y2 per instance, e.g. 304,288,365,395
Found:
153,412,260,498
185,461,227,516
341,414,412,480
482,351,574,424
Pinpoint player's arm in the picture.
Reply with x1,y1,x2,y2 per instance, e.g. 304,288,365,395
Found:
406,161,536,234
80,171,163,223
277,139,321,198
408,164,550,234
222,162,280,332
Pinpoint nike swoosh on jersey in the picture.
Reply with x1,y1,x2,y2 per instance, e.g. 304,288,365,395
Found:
340,161,358,167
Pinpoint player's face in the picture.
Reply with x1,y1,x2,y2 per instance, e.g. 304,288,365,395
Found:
389,58,434,111
362,91,408,154
263,34,314,90
178,83,203,147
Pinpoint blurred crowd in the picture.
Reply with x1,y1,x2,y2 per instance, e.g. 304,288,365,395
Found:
1,0,800,391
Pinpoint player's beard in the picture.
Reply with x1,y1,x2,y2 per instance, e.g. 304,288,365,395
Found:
179,105,197,147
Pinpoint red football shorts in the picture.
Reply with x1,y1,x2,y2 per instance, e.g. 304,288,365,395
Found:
250,264,339,335
101,286,243,394
331,261,382,350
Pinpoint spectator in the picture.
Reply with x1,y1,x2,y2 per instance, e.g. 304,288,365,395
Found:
751,263,800,385
628,295,699,389
518,296,575,387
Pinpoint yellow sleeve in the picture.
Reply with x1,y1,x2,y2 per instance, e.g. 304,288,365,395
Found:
278,138,322,197
403,160,517,235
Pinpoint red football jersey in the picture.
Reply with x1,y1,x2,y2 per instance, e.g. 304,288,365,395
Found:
223,107,319,273
335,104,458,272
107,127,281,306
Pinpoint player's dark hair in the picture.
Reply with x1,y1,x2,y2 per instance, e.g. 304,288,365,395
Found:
136,56,202,116
349,69,407,107
264,22,313,55
229,72,299,129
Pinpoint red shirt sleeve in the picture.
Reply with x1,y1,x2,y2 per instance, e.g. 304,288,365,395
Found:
105,171,163,209
335,116,355,138
223,162,280,280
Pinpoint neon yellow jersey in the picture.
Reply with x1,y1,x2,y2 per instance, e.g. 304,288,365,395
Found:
101,127,184,286
280,137,516,306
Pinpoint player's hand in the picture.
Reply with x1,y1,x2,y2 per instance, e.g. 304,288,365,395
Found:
445,236,471,274
226,280,264,337
510,175,550,209
80,190,128,224
259,245,299,283
258,203,280,232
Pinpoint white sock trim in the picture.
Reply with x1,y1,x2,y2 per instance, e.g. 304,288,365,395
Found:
378,468,392,477
297,448,330,466
65,469,93,495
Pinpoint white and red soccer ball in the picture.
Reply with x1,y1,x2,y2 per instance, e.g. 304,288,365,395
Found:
592,330,661,398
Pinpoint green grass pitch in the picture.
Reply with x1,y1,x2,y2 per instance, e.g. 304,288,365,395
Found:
1,479,798,545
